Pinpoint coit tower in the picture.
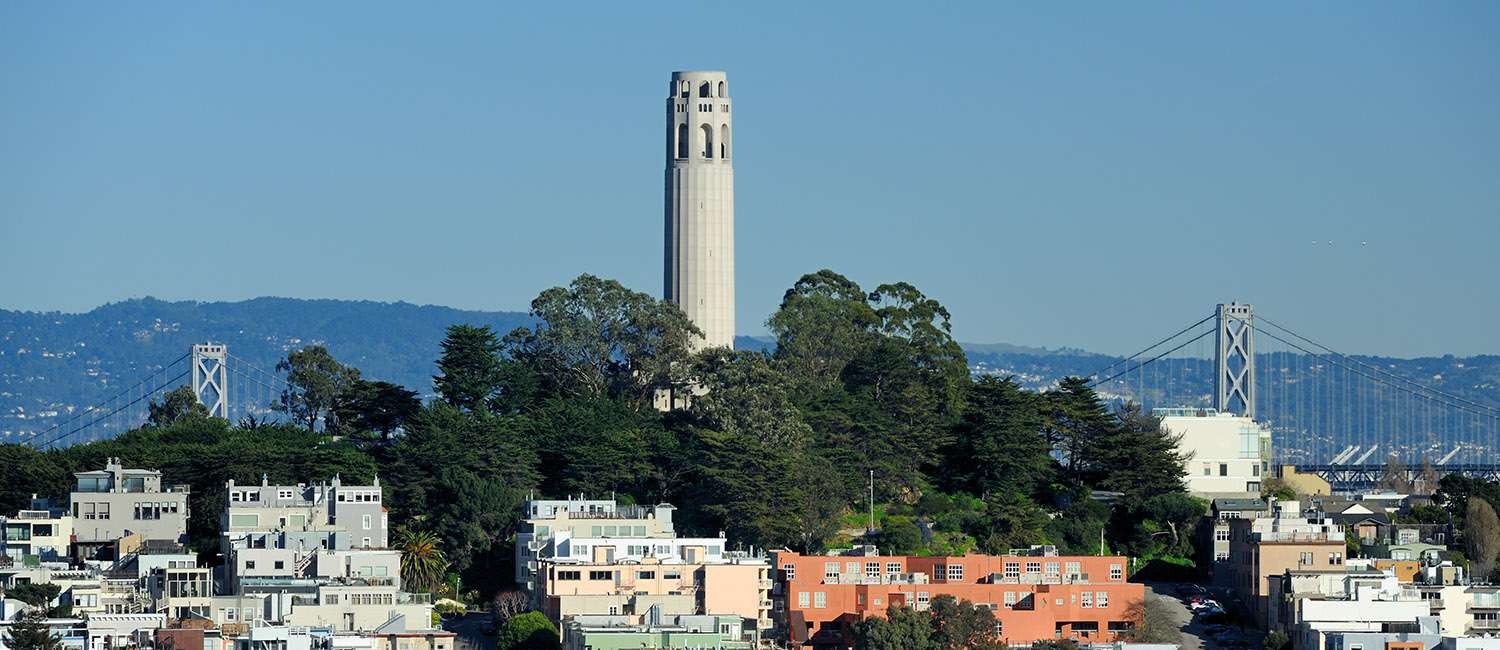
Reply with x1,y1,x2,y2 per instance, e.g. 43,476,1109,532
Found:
664,70,734,350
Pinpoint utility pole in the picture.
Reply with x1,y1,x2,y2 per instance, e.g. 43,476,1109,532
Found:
867,471,875,535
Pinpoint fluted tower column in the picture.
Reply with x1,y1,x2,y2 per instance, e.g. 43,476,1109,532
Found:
664,70,735,350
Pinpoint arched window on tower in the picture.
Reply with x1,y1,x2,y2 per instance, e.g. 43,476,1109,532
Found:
701,123,714,159
680,81,690,98
699,82,711,98
717,81,726,97
720,124,729,159
677,124,688,159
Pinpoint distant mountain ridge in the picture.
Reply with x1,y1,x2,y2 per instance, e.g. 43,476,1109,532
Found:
3,297,1498,462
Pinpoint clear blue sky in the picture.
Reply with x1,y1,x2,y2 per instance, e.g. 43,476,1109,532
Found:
2,3,1497,357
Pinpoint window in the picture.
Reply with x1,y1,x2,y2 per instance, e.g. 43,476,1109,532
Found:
1299,552,1313,565
1081,591,1093,608
1253,465,1261,477
1044,562,1060,580
245,561,256,570
1219,463,1229,476
637,571,655,580
1110,564,1123,581
274,561,284,570
224,608,236,622
589,570,613,581
362,514,372,530
917,592,930,606
720,123,729,158
1004,592,1017,608
1005,562,1021,579
1216,528,1230,541
663,571,681,580
1329,553,1343,565
717,81,725,97
230,514,259,528
825,562,840,580
278,489,294,499
699,81,711,98
887,562,902,576
782,564,796,580
948,564,964,581
362,537,371,548
676,124,688,158
701,123,714,158
1097,591,1108,608
866,562,880,579
1216,552,1230,562
798,592,809,608
557,571,580,581
1026,561,1042,575
1065,561,1080,578
1203,464,1211,476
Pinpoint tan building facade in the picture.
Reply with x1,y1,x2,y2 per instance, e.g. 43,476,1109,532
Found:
1227,503,1347,625
538,555,770,634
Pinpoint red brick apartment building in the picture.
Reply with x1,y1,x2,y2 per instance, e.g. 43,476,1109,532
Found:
772,548,1144,648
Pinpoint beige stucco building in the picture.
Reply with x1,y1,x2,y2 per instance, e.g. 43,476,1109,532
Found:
1228,501,1347,625
537,540,771,638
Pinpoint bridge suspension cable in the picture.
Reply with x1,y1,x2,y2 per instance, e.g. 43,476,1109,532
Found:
1259,316,1500,418
1084,313,1214,385
23,352,192,450
1087,321,1215,389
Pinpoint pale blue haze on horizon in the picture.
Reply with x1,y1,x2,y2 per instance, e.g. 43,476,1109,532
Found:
1,3,1497,357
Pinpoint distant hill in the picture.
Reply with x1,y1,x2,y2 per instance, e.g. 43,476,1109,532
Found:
0,297,531,440
3,297,1498,461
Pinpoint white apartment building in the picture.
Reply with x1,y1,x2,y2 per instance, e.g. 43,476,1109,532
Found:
514,498,677,595
222,475,388,553
1157,408,1273,497
1,497,73,563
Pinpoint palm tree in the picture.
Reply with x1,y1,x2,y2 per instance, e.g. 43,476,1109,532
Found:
396,526,449,594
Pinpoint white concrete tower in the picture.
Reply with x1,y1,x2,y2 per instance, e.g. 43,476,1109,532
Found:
664,70,734,350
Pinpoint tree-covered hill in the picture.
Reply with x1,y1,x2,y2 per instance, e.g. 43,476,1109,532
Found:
3,296,1498,461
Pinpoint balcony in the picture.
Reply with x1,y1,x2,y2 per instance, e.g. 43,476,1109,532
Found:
1470,619,1500,631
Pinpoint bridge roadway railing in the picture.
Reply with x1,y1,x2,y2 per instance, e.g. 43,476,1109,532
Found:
1295,463,1500,492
